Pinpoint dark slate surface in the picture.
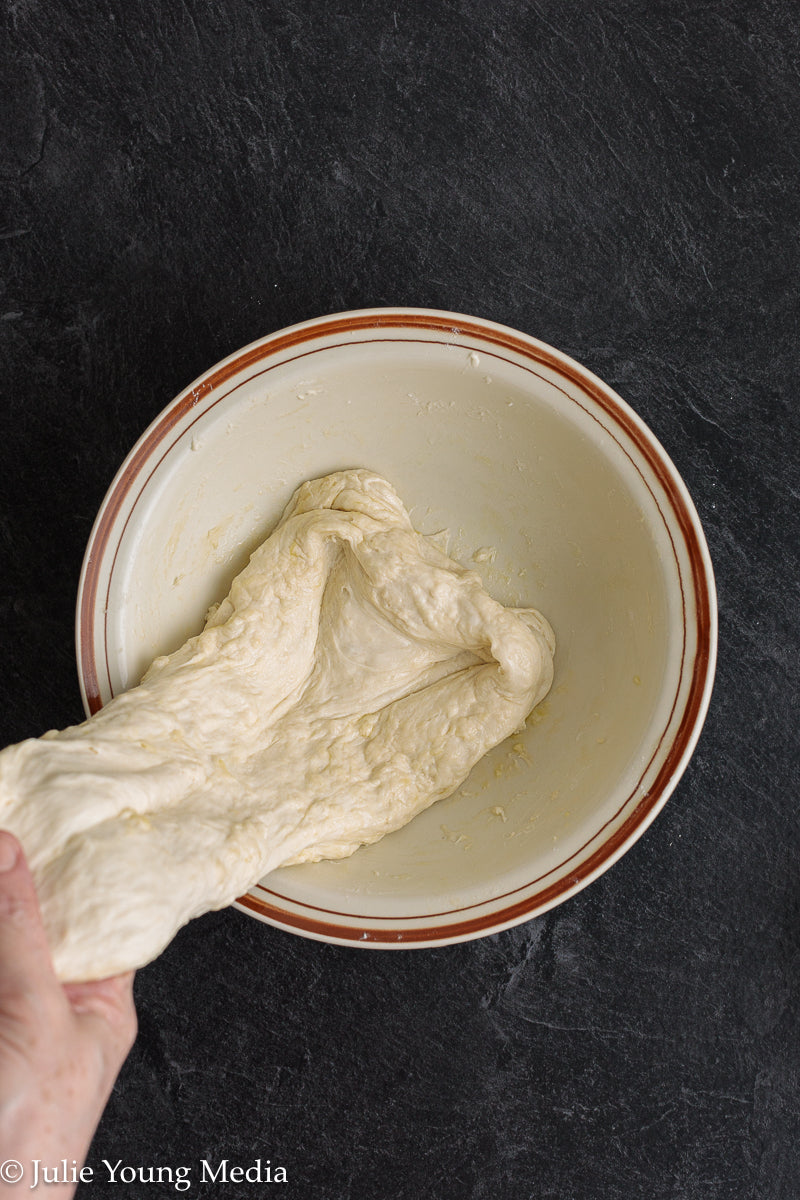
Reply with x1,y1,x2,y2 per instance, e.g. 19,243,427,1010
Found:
1,1,798,1197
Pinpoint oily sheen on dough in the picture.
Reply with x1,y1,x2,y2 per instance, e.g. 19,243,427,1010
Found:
0,471,554,981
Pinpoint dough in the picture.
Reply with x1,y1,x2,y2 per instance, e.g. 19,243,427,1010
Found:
0,471,554,980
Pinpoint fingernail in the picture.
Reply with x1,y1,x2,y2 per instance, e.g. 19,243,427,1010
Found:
0,833,20,873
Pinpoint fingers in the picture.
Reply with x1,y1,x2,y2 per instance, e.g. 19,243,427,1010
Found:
63,972,138,1067
63,970,136,1014
0,830,58,1004
0,831,137,1082
63,971,137,1030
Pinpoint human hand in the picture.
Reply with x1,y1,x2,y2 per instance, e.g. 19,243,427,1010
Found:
0,831,137,1197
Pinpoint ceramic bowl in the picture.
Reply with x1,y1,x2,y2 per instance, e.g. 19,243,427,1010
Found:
76,308,717,947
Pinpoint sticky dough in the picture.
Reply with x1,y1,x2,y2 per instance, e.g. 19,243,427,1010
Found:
0,471,554,980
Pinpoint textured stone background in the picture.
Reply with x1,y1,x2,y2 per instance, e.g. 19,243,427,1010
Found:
1,1,798,1197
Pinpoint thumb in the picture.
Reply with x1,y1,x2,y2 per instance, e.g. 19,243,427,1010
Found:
0,830,58,1002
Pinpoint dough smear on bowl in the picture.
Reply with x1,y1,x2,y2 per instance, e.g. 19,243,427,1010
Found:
0,470,554,980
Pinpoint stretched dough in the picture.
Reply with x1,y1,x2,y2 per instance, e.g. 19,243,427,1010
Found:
0,471,554,980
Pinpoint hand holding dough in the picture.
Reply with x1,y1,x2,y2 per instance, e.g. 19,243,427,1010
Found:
0,471,554,980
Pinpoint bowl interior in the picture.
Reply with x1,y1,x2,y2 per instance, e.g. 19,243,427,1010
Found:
79,313,712,943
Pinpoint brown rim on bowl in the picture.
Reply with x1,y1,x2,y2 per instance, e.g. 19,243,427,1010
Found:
77,309,717,947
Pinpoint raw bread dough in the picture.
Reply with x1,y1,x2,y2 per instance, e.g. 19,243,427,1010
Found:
0,470,554,980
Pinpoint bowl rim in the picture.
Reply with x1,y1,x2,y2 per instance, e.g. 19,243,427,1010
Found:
76,306,718,948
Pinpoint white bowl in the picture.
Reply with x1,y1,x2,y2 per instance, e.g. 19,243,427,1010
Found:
76,308,717,948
